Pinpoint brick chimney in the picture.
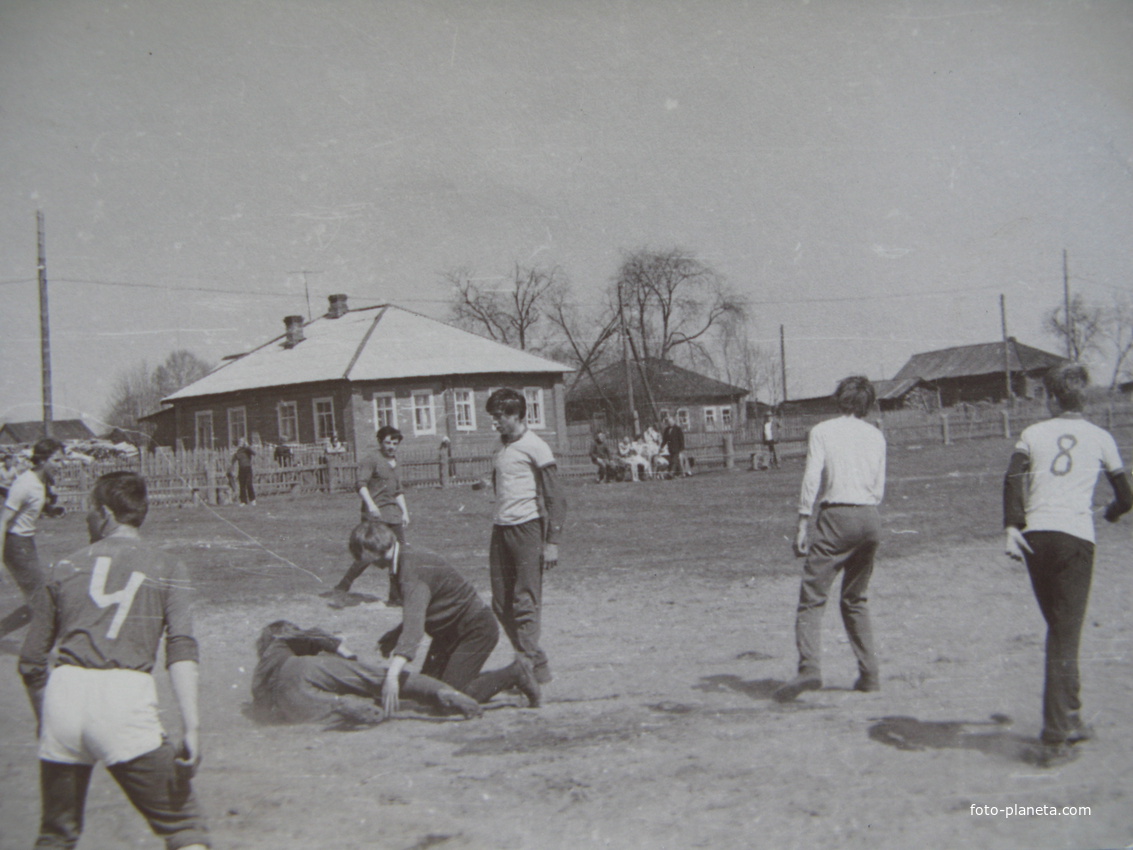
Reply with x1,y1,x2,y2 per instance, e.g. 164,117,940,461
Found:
326,293,349,318
282,315,305,348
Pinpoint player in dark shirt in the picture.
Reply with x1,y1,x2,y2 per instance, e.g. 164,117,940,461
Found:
352,521,543,714
251,620,483,724
19,471,210,850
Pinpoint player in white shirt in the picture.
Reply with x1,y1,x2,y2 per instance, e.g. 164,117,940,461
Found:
1003,363,1131,765
774,376,887,702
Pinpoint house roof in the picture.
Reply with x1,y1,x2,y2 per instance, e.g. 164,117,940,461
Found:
568,357,749,405
873,377,928,401
891,341,1067,383
165,304,573,401
0,419,96,444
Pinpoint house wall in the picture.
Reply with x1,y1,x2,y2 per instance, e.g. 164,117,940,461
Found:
935,372,1045,406
567,398,745,435
169,374,568,455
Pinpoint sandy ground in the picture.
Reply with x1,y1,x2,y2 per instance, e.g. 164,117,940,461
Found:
1,459,1131,850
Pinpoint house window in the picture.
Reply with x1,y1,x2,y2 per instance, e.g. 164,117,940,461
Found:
313,398,336,442
703,407,717,430
278,401,298,443
454,389,476,431
676,408,690,429
227,407,248,446
194,411,214,450
721,406,733,428
524,387,545,428
373,393,397,431
412,391,435,435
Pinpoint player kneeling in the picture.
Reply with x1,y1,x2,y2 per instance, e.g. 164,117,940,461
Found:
19,471,210,850
251,619,483,724
351,520,543,712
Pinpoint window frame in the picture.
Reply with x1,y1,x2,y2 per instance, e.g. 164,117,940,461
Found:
227,406,248,447
313,397,336,442
194,411,214,450
524,387,546,429
277,401,299,444
453,388,477,431
373,393,397,432
412,390,436,436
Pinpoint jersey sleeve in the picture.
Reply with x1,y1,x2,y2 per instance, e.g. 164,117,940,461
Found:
18,583,60,692
797,427,825,516
1100,431,1125,474
392,560,428,661
527,437,556,469
162,558,200,668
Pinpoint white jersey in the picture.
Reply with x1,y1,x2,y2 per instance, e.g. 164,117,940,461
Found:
1014,414,1125,543
798,415,886,516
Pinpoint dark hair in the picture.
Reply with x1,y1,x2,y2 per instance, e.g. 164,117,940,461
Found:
90,471,149,527
834,376,876,418
348,519,397,561
1044,362,1089,412
31,438,64,466
486,387,526,419
256,619,301,658
376,426,403,443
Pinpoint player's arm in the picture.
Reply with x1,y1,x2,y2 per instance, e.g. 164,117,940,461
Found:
794,430,824,556
1002,450,1033,560
18,584,59,729
1103,468,1133,522
0,502,18,538
169,660,202,775
395,493,409,526
535,463,565,567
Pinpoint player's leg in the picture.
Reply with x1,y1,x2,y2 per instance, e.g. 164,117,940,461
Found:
107,739,211,850
506,519,550,681
3,531,44,598
435,609,499,692
36,760,94,849
489,524,517,643
331,556,378,594
1024,531,1094,744
386,523,406,607
838,508,881,689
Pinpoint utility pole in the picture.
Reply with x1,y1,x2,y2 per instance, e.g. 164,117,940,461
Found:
779,324,788,403
37,211,53,436
617,279,638,434
1000,293,1013,402
1062,249,1073,359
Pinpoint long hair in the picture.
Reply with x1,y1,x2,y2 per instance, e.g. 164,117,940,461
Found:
834,376,876,418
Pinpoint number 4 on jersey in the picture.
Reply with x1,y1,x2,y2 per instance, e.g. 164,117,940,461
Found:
89,556,146,639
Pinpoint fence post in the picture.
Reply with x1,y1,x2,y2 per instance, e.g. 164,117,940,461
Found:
941,412,950,446
723,433,734,469
1002,409,1011,438
204,462,217,505
438,445,450,488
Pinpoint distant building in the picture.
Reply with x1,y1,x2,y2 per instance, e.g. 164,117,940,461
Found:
781,377,938,416
161,295,574,454
0,419,96,446
566,357,748,433
890,339,1067,406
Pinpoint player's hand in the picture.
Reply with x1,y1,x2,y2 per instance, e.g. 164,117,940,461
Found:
175,729,202,777
543,543,559,569
1004,527,1033,561
793,523,809,558
382,674,400,717
1103,501,1123,523
377,626,401,658
336,641,358,661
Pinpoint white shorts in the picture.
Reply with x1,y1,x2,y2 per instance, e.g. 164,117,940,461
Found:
39,665,165,766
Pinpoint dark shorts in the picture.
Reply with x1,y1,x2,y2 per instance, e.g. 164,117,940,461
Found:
3,533,44,598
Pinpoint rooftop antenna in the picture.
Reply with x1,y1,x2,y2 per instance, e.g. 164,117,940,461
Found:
289,270,322,321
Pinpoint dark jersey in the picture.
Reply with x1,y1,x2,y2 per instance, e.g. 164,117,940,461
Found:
393,549,489,661
19,533,199,692
358,453,404,523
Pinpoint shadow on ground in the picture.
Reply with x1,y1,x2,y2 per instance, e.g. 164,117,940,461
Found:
867,715,1068,766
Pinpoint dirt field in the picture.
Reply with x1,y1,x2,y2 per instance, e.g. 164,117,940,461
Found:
2,437,1131,850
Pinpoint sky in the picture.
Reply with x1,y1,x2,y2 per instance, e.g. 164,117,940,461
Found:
2,0,1132,429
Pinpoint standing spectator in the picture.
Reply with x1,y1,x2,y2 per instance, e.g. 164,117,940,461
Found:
763,414,780,469
333,425,410,606
589,431,617,482
272,443,293,468
19,471,210,849
486,388,566,686
0,438,64,638
773,376,886,702
1003,363,1131,766
0,453,20,501
660,414,688,478
229,439,256,506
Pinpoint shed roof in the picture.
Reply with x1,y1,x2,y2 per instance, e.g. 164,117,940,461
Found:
568,358,748,404
892,341,1066,382
165,304,572,401
0,419,96,444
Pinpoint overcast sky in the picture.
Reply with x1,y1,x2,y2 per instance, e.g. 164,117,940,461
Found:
2,0,1132,428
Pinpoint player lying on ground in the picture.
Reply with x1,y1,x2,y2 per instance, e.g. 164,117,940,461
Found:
349,520,543,713
251,619,483,724
19,471,210,850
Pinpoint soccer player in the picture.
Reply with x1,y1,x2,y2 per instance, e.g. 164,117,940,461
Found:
349,521,543,714
251,620,483,724
335,425,410,605
19,471,210,849
1003,363,1131,766
1,437,64,638
773,376,886,702
229,438,256,506
485,387,565,686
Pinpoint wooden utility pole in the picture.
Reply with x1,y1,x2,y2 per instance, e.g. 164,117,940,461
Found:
1062,249,1073,359
1000,294,1013,401
779,324,788,402
617,280,638,434
37,211,53,436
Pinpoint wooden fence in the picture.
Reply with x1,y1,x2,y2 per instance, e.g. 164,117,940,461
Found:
47,399,1133,509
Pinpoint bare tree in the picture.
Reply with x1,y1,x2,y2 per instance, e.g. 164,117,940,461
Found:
715,312,781,404
543,278,620,394
104,350,213,434
444,263,561,351
1099,293,1133,390
612,247,746,363
1044,294,1104,362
